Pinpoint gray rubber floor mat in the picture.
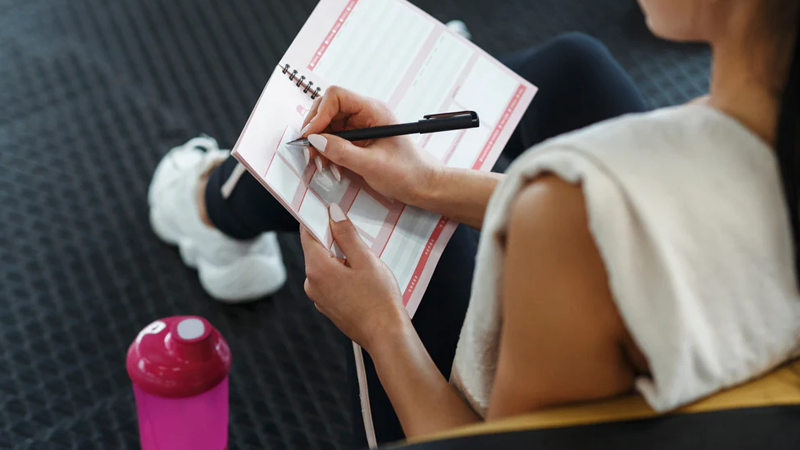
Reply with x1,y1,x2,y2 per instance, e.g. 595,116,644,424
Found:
0,0,709,448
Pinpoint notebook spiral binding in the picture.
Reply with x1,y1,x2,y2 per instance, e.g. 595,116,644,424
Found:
282,63,322,99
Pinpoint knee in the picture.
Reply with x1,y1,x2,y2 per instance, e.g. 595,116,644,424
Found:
543,32,614,70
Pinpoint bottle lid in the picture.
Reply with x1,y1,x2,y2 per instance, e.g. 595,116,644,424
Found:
126,316,232,398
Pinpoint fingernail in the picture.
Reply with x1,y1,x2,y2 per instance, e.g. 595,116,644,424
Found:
303,147,310,166
300,123,311,136
308,134,327,153
315,156,324,173
329,203,347,222
330,164,342,182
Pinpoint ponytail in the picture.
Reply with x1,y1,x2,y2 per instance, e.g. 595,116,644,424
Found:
776,12,800,286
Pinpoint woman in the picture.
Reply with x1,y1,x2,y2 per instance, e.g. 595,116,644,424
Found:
148,0,800,444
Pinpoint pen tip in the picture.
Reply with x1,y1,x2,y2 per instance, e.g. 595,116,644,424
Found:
285,138,309,147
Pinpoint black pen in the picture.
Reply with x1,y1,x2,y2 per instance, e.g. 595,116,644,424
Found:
285,111,479,146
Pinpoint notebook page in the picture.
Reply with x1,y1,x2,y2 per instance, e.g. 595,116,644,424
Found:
234,0,536,316
231,66,329,244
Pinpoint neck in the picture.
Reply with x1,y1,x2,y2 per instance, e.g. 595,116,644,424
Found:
707,10,797,148
708,42,784,147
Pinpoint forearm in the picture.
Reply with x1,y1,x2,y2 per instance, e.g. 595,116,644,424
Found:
368,320,480,438
414,167,503,230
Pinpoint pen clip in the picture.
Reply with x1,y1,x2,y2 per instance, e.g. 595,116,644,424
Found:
423,110,478,121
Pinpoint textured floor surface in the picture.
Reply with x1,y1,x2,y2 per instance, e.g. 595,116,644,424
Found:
0,0,710,449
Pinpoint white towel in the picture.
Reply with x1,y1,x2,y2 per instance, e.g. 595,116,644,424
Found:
451,105,800,416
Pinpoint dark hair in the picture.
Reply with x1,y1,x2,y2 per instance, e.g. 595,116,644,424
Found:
776,10,800,285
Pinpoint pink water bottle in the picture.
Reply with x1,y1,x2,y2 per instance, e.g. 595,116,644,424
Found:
127,316,232,450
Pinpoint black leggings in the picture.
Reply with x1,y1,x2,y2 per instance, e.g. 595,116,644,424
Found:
205,33,647,445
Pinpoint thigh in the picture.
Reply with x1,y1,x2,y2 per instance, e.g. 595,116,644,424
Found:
349,224,479,446
497,32,647,170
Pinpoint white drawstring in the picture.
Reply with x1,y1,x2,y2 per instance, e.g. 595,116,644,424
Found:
353,342,377,448
220,163,248,199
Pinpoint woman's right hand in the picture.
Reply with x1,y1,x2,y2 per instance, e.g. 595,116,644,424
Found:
300,86,444,206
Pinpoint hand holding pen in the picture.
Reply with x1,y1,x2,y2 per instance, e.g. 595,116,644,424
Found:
291,86,479,203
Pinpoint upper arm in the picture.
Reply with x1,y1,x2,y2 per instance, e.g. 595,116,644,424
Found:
486,175,638,419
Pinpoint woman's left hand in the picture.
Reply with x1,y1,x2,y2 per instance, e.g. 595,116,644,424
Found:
300,203,410,351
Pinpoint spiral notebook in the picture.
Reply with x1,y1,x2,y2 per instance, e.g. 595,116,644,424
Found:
232,0,536,316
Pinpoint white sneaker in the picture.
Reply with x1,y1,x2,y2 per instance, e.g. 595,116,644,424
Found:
148,136,287,303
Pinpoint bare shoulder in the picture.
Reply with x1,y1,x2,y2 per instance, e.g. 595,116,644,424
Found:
508,175,587,235
504,175,613,331
487,175,640,418
504,175,594,266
